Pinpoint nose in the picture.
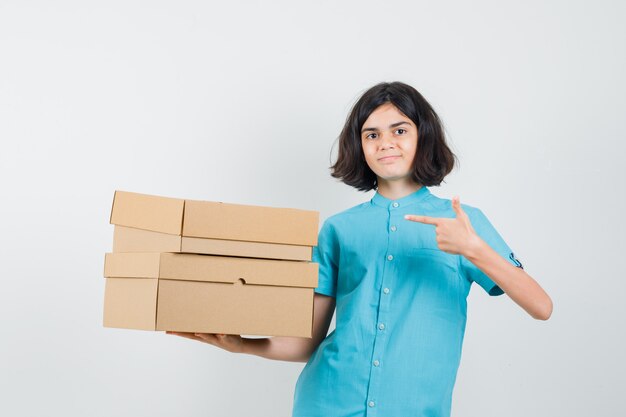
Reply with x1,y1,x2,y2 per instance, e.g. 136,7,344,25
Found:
379,131,396,150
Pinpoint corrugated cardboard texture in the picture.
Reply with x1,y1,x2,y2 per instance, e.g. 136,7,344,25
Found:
104,252,318,288
104,252,162,278
103,277,158,330
183,199,318,246
180,236,313,261
109,190,319,247
102,256,316,337
105,190,319,337
158,253,318,287
113,225,312,261
113,225,182,253
110,190,184,235
156,280,313,337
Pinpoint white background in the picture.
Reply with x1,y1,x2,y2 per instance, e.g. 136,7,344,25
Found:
1,1,624,416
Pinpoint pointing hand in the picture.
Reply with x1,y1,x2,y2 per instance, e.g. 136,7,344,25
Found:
404,196,480,256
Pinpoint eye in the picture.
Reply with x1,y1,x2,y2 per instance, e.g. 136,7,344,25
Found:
395,128,407,135
365,133,377,140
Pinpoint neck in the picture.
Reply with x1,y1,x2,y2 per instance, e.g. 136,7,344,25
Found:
376,178,422,200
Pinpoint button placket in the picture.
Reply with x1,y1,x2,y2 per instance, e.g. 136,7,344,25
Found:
366,204,403,416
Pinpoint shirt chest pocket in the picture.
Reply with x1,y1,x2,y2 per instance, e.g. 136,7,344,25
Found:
408,247,459,277
407,246,465,307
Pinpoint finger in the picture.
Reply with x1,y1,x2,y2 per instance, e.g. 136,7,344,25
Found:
195,333,219,343
451,196,461,214
166,331,195,337
166,331,206,342
451,196,468,219
404,214,439,225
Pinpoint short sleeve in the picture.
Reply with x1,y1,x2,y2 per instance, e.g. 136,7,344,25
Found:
459,207,524,296
312,219,339,298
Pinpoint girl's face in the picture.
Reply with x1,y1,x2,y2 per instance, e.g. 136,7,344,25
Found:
360,102,418,185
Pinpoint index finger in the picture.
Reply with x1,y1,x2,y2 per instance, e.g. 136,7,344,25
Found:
166,331,207,342
404,214,439,225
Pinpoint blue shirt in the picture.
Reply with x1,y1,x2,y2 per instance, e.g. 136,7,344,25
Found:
292,186,523,417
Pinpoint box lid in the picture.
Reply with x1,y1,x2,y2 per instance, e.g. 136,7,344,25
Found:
183,200,318,246
109,190,318,246
110,190,184,235
104,252,318,289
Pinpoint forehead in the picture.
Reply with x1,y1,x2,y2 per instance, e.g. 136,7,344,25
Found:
363,103,412,126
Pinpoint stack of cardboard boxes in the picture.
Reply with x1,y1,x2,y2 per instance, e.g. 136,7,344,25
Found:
103,190,320,337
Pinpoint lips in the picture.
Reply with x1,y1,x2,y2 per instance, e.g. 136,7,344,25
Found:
378,155,401,161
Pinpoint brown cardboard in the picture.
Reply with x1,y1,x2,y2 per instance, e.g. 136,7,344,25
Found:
181,235,313,261
113,226,182,253
113,225,313,261
109,190,184,235
103,277,158,330
183,199,318,246
109,190,318,246
103,252,318,337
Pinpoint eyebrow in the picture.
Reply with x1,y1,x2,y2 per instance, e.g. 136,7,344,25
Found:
361,121,411,133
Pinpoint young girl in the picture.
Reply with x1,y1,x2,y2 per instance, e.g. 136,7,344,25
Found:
169,81,553,417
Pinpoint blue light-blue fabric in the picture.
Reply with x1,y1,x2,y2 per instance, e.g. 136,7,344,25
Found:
292,186,521,417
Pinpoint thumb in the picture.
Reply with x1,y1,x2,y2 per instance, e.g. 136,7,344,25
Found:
452,196,468,219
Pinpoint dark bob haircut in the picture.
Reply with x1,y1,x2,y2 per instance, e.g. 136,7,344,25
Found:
330,81,458,192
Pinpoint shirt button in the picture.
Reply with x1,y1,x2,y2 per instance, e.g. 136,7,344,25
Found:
378,323,385,330
390,225,397,232
392,202,399,208
373,360,380,367
383,287,390,294
368,401,376,407
387,254,393,261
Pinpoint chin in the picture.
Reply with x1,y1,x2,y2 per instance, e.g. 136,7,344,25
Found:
379,170,409,179
379,175,408,182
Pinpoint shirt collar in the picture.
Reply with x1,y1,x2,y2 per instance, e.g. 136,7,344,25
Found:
371,186,431,209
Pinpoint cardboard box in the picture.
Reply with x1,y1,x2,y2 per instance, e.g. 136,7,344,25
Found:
103,252,319,337
109,190,318,261
112,225,313,261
